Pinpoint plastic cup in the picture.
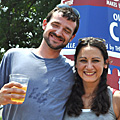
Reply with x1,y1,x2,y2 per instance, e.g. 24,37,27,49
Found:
9,74,29,103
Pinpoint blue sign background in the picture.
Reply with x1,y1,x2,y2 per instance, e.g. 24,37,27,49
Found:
64,5,120,53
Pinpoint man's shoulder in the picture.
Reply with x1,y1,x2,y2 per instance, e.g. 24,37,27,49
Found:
5,48,31,56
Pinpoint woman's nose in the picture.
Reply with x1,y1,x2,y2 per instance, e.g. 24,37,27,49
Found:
86,62,93,69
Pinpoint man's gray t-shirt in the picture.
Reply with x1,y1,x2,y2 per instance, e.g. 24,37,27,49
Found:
0,48,74,120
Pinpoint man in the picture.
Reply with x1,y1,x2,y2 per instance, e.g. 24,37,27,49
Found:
0,4,80,120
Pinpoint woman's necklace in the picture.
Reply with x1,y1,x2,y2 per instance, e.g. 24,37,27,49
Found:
82,94,94,109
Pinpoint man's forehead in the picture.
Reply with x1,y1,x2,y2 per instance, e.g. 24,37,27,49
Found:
52,11,63,18
51,11,75,23
49,11,76,33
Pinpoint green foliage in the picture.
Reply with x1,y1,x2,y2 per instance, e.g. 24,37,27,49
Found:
0,0,61,61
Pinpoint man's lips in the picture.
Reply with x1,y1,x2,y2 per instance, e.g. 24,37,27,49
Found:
50,32,65,42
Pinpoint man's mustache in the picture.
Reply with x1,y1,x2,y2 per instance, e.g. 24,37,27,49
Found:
50,32,65,42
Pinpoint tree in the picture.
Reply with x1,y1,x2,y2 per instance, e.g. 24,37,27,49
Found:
0,0,61,61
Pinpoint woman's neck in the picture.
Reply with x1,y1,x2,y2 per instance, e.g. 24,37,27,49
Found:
82,83,98,109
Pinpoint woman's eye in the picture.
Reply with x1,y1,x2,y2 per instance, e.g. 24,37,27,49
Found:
92,60,99,63
79,60,87,63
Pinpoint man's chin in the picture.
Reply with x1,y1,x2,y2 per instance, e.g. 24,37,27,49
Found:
48,43,65,50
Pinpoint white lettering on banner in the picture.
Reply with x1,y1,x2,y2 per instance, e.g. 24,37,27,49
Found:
106,0,117,7
110,22,119,41
109,44,115,51
113,13,120,21
106,43,120,52
115,46,120,51
119,3,120,8
65,43,76,48
106,0,120,8
106,43,109,49
113,0,119,2
61,0,74,5
109,13,120,42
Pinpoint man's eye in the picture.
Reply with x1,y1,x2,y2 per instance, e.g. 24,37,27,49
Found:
52,24,59,27
64,29,71,34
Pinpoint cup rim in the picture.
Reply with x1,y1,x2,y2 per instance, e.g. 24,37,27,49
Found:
9,74,29,80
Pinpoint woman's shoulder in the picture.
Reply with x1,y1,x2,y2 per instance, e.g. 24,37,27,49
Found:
112,88,120,119
113,89,120,102
107,86,120,103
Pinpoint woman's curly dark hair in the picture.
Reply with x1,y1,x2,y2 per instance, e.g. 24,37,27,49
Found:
65,37,110,116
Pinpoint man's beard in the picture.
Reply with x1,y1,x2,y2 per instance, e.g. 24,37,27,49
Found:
43,32,69,50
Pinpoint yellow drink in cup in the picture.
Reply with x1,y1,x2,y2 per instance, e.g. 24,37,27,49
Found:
9,74,29,103
11,86,27,103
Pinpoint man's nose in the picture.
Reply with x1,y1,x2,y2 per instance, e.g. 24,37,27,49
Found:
55,28,63,36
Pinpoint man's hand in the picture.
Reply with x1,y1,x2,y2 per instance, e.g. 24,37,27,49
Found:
0,82,26,105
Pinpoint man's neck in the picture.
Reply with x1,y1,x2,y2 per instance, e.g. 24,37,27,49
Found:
33,40,61,59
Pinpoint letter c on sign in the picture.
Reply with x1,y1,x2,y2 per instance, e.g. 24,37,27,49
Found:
110,22,119,41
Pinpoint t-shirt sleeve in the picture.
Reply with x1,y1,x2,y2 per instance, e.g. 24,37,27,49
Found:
0,50,11,88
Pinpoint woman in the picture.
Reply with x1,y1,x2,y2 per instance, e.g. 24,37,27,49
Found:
64,37,120,120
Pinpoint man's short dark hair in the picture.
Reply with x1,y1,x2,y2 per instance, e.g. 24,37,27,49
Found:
46,6,80,35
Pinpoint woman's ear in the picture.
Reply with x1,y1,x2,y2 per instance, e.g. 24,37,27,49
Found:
42,19,47,30
104,59,109,69
75,63,78,69
104,64,108,69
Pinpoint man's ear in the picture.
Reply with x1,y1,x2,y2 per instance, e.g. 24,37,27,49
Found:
69,34,76,43
42,19,47,30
